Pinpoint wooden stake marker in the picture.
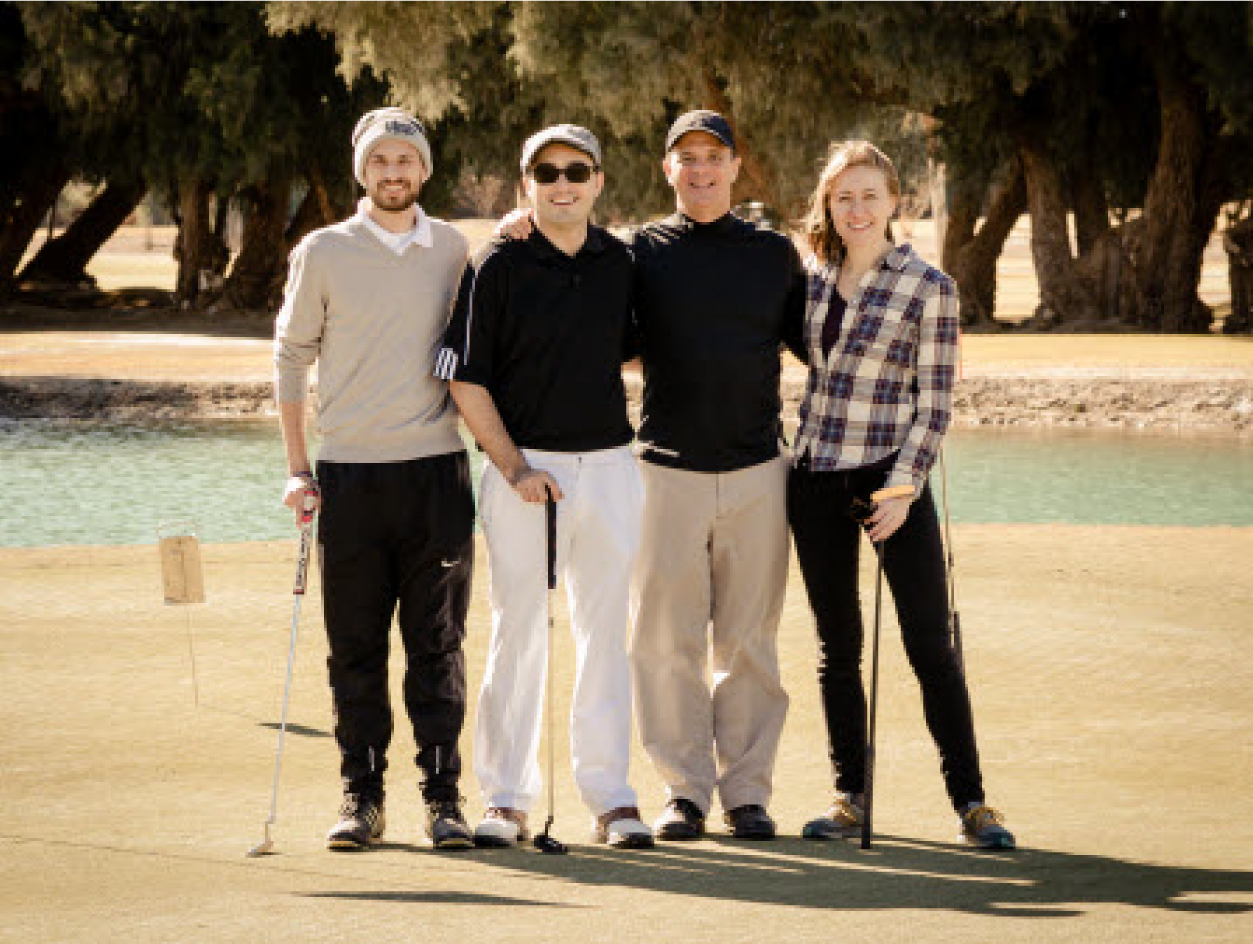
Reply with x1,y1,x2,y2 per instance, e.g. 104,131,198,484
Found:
158,521,205,705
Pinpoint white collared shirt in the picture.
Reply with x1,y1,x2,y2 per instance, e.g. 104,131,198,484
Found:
355,196,433,256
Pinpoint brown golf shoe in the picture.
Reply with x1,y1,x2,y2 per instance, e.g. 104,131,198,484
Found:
592,806,655,848
473,807,529,847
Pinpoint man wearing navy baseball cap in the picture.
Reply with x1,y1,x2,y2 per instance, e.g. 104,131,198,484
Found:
492,108,807,841
627,109,808,843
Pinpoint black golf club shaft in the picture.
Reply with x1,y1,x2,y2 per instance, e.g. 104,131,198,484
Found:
858,485,908,851
938,448,964,673
861,538,884,850
535,489,566,853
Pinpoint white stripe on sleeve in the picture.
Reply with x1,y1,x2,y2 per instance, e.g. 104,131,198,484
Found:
433,346,459,380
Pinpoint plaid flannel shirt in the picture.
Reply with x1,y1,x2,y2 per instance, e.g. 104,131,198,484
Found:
792,243,959,496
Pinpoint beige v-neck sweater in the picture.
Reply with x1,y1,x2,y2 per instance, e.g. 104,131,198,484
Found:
274,215,468,462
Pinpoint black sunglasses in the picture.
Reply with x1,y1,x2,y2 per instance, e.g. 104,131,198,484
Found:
530,161,597,185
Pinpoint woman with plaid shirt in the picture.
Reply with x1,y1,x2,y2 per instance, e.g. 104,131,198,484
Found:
787,141,1015,849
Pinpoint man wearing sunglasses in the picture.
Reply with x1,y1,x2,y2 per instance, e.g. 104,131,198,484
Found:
437,125,652,850
490,111,807,842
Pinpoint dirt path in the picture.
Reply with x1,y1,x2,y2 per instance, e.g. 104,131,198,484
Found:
1,525,1250,943
3,328,1253,432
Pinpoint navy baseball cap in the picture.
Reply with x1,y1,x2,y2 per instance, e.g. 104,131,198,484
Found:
665,110,736,153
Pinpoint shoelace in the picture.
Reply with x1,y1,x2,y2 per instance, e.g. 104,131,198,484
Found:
340,794,381,820
429,799,465,821
965,805,1005,830
484,806,523,824
828,797,863,824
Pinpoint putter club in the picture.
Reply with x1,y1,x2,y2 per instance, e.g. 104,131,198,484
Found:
247,491,317,858
857,483,913,850
533,488,567,855
937,448,964,673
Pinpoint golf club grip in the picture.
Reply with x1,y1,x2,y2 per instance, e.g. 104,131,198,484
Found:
546,494,556,591
294,518,314,596
293,492,317,596
870,484,914,503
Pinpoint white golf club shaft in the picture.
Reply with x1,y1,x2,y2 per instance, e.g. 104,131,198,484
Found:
255,495,316,853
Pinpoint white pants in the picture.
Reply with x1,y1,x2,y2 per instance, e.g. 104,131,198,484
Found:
474,446,643,817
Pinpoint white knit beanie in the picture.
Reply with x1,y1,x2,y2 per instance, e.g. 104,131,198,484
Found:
351,107,432,186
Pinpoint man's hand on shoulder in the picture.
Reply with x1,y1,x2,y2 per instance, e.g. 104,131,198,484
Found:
496,208,534,242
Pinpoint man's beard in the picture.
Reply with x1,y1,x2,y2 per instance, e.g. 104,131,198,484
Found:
371,182,418,212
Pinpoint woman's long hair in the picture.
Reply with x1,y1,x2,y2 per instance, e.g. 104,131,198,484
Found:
801,140,901,263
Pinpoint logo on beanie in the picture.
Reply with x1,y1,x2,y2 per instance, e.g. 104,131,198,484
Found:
385,119,423,138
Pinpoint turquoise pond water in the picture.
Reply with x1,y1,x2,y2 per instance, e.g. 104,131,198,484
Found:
1,418,1250,547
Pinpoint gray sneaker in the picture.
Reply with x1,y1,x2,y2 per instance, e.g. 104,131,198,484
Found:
959,803,1016,849
326,792,385,850
426,797,474,850
802,792,864,840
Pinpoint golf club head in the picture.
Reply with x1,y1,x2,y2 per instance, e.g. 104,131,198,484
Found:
246,824,275,857
533,832,567,855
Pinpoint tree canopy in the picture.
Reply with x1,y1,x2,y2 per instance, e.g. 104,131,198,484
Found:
4,1,1251,331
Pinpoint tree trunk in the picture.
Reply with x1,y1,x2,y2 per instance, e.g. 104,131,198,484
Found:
1127,44,1222,332
18,178,147,286
1071,170,1109,258
173,174,229,305
943,157,1026,327
283,180,331,251
0,159,71,293
1222,216,1253,334
1018,139,1104,325
214,177,292,312
698,68,781,214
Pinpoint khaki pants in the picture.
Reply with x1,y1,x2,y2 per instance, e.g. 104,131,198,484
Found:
629,455,790,814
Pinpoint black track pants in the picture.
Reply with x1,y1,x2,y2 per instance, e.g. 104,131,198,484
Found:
787,463,985,811
316,451,474,802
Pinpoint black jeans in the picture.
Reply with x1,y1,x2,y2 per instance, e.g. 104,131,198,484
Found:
787,462,984,811
316,451,474,802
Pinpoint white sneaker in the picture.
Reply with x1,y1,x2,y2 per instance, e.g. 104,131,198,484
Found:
474,807,528,847
593,806,655,849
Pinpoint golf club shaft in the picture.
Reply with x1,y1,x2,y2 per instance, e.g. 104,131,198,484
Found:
544,492,557,835
937,448,963,672
264,500,316,830
861,539,885,849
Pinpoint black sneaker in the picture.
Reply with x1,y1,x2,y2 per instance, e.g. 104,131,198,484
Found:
326,792,385,850
724,804,776,840
653,798,705,841
426,797,474,850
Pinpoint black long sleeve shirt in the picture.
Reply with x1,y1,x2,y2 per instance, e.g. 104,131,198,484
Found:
629,212,807,473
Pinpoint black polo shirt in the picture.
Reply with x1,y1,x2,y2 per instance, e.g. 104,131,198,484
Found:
441,225,636,453
629,212,807,473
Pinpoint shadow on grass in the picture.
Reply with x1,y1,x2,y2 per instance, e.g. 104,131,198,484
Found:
257,721,331,739
457,833,1253,918
303,890,580,907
